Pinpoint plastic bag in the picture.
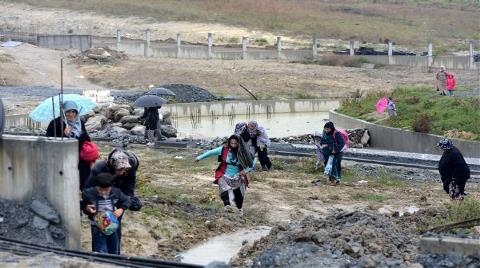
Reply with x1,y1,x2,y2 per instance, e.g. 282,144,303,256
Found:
324,155,334,175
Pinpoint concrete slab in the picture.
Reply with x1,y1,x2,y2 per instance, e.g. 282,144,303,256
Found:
420,236,480,257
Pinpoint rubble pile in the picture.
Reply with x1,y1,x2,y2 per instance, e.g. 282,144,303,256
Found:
233,211,420,267
0,198,66,247
270,129,371,147
72,47,128,64
112,84,218,104
85,104,177,146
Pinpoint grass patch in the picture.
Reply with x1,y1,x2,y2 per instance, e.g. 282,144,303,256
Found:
338,85,480,141
432,197,480,233
294,56,372,68
254,37,269,46
7,0,480,47
351,192,386,202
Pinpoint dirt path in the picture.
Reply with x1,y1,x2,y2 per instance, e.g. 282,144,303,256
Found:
0,43,103,89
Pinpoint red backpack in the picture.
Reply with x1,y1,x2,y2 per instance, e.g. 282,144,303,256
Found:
333,129,349,152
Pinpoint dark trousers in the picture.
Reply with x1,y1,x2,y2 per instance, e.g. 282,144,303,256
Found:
257,146,272,169
220,188,244,209
91,225,120,255
78,160,91,191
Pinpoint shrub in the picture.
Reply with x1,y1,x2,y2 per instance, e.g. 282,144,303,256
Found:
412,113,432,133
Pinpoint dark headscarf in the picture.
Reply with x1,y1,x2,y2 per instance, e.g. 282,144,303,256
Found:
228,135,254,169
437,138,453,150
324,121,336,134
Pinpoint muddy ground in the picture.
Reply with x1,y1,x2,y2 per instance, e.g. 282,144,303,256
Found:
78,143,480,266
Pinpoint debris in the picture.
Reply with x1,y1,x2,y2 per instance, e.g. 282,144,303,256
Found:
71,47,128,64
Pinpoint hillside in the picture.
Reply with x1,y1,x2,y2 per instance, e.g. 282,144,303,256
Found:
4,0,480,49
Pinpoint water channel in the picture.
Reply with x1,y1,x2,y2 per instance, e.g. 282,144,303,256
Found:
5,99,340,138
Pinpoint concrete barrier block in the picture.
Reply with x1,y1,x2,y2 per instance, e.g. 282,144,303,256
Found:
420,236,480,257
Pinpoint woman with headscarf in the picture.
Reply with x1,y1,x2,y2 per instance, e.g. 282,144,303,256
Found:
247,120,272,171
195,135,255,217
321,121,345,185
437,139,470,200
46,100,92,190
234,122,256,156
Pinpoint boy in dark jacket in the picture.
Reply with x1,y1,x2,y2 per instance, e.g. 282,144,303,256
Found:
437,139,470,200
81,172,131,254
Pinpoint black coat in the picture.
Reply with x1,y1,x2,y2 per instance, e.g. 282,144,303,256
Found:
438,146,470,183
85,157,138,197
46,117,90,149
140,107,160,130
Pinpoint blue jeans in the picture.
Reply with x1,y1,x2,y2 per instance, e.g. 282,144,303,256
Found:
91,225,120,254
448,90,454,96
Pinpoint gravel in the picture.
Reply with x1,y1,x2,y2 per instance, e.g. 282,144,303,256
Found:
112,84,218,104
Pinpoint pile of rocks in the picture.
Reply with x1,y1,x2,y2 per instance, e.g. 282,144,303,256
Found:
233,211,419,267
85,104,177,146
270,128,371,148
112,84,218,104
0,198,66,247
72,47,128,64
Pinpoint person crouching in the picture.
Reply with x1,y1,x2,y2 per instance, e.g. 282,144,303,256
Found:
437,139,470,201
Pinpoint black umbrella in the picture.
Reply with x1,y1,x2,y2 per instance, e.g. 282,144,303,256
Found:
147,87,176,96
133,95,167,108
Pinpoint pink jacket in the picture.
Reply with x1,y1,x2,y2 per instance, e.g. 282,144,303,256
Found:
446,74,456,90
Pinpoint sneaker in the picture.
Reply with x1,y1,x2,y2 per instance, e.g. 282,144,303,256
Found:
238,208,244,217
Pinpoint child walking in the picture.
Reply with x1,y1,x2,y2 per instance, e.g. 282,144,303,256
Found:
81,172,131,254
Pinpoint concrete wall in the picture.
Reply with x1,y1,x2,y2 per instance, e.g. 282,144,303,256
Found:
329,110,480,158
37,35,92,51
94,37,478,69
164,99,340,118
0,135,80,249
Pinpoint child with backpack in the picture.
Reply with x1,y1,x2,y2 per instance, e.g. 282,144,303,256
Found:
446,73,456,96
81,172,131,254
321,122,348,185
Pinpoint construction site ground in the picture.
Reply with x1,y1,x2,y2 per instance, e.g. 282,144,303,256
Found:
76,143,480,266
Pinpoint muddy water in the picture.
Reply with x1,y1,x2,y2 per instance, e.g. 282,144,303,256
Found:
179,226,271,265
174,111,330,139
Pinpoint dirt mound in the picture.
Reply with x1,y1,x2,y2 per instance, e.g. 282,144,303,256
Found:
160,84,218,103
0,198,66,248
233,211,419,267
112,84,217,104
72,47,128,64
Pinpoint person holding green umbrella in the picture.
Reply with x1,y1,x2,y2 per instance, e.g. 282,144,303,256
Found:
46,100,93,190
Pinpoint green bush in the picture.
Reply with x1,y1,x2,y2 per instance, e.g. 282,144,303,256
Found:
412,113,432,133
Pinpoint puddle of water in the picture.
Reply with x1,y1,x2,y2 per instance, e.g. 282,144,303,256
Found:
175,111,329,139
179,225,271,266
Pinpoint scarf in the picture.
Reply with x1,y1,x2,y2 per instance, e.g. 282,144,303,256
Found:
247,120,259,137
66,116,82,138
